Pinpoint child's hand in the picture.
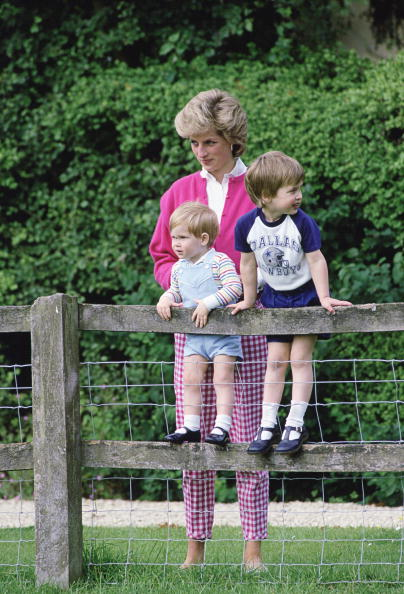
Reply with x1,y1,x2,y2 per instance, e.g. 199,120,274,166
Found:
228,299,256,315
156,297,182,320
192,300,209,328
320,296,352,315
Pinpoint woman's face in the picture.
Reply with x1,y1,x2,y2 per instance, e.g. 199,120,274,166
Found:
190,130,235,182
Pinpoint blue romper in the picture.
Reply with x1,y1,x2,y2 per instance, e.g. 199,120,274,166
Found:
176,250,243,360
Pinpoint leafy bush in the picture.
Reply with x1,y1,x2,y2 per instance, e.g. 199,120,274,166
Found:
0,1,402,503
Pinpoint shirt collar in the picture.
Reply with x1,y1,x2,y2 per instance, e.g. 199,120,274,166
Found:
192,248,214,265
200,158,247,181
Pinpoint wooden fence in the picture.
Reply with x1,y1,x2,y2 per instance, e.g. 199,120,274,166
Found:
0,294,403,588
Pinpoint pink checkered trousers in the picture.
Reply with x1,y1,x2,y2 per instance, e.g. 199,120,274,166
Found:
173,333,269,541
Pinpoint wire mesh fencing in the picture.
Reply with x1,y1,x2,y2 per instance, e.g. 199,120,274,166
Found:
0,357,402,586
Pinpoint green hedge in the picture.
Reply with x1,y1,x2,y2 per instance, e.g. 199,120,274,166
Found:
0,5,403,503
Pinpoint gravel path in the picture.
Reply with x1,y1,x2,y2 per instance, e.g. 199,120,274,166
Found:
1,499,402,529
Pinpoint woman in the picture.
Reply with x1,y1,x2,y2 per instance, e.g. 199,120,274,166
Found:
150,89,268,570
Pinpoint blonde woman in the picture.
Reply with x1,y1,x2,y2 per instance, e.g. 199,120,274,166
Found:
150,89,268,571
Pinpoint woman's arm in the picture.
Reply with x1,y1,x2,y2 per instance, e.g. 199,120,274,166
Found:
149,193,177,290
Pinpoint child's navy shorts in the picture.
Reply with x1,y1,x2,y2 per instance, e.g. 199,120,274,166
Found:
261,279,330,343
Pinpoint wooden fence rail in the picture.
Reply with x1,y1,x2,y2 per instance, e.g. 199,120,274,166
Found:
1,441,402,473
0,294,403,588
1,300,402,335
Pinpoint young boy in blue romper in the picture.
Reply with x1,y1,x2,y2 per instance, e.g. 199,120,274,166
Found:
156,201,243,446
230,151,352,454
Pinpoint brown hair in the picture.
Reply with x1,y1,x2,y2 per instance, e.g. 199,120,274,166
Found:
169,201,219,247
174,89,247,157
245,151,305,206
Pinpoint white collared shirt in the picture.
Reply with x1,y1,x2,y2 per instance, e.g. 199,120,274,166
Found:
200,158,247,223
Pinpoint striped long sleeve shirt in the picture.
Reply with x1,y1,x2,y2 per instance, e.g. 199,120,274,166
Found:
162,249,242,311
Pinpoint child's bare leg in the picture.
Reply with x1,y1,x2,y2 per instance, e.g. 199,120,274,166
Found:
183,355,208,417
213,355,237,418
165,355,207,443
263,342,291,405
289,335,317,404
205,355,236,443
276,335,317,454
248,342,290,453
180,539,205,569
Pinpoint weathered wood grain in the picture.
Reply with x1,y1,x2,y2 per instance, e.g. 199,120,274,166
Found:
79,302,404,335
31,294,83,588
0,305,31,332
0,442,33,470
1,301,402,335
81,440,404,473
3,440,402,473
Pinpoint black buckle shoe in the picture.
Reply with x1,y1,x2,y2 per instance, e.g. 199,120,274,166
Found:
275,425,309,454
205,427,230,446
247,426,281,454
164,427,201,444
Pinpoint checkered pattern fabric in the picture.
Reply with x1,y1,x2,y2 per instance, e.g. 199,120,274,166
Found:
174,333,269,541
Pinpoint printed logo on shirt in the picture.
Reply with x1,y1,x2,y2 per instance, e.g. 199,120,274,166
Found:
262,246,301,276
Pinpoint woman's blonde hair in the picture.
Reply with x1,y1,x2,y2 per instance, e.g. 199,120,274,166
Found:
245,151,305,206
169,202,219,247
174,89,247,157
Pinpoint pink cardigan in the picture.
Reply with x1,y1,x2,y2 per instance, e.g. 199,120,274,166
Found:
150,171,256,290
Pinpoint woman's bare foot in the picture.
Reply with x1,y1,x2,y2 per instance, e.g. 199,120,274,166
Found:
179,539,205,569
244,540,266,572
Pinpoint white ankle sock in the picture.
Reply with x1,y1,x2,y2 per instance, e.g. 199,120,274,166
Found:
285,401,308,427
284,401,308,440
259,403,279,440
261,402,279,427
181,414,200,432
211,414,232,434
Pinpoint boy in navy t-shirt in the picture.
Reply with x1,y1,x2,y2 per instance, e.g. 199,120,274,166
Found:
230,151,352,454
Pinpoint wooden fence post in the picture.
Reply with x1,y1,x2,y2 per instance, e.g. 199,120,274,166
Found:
31,294,82,588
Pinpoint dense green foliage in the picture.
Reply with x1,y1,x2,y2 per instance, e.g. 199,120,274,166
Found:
0,1,403,503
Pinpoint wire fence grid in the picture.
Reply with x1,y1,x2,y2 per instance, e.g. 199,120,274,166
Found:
0,358,403,586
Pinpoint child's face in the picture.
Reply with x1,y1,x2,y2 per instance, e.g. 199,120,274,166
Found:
262,183,303,221
170,224,209,263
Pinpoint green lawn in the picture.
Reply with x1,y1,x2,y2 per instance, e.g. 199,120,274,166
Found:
0,526,402,593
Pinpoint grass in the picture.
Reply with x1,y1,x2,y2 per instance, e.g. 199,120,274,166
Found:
0,525,402,593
